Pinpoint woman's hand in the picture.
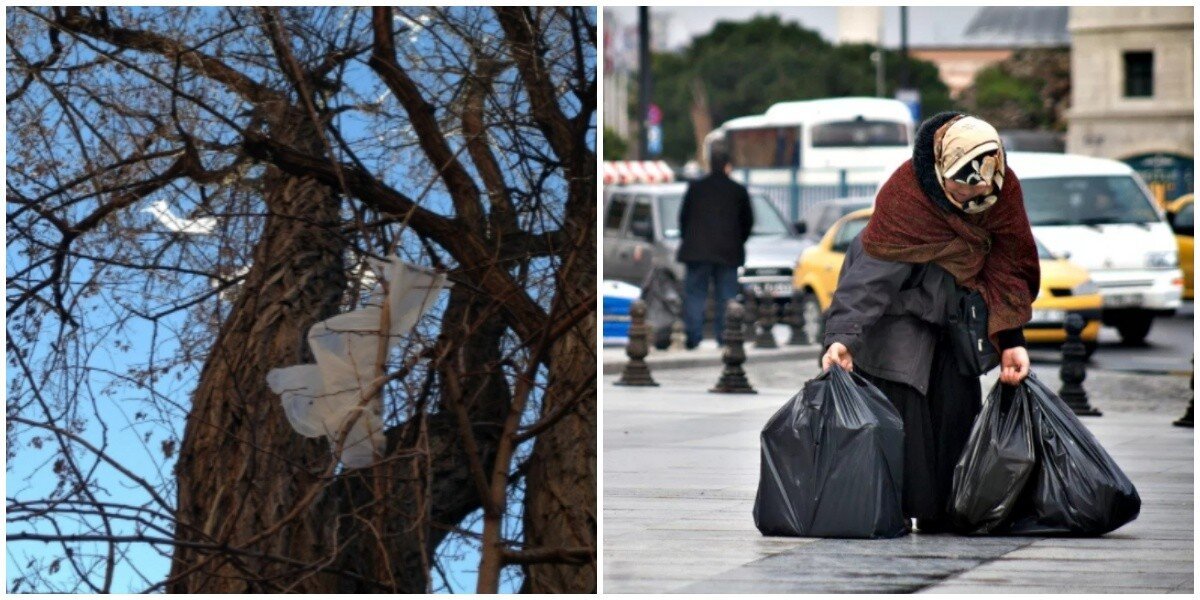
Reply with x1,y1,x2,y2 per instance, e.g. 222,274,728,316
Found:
999,346,1030,385
822,342,854,372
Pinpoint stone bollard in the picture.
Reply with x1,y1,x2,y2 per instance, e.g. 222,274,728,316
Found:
710,301,757,394
754,301,779,349
742,292,759,341
786,297,809,346
1059,313,1100,416
615,300,658,387
1174,356,1193,428
668,320,687,352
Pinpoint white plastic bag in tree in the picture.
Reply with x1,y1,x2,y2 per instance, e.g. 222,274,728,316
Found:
265,364,329,438
266,258,446,469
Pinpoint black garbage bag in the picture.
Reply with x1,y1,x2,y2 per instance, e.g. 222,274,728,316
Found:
997,374,1141,536
753,365,907,539
951,374,1141,536
950,382,1037,534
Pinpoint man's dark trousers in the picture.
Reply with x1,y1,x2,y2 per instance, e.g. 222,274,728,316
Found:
683,261,740,347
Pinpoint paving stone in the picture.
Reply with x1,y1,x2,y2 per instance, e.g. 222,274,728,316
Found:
975,557,1194,573
603,366,1194,594
921,583,1177,594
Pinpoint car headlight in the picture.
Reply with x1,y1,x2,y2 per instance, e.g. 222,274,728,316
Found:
1071,279,1099,296
1146,251,1179,268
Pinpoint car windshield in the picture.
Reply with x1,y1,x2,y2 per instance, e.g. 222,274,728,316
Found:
1020,175,1161,226
659,193,791,239
1035,238,1054,260
837,217,869,245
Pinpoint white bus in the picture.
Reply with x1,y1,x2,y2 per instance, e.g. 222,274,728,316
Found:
704,97,915,219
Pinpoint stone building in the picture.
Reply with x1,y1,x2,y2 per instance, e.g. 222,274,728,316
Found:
832,6,1069,99
1066,6,1194,202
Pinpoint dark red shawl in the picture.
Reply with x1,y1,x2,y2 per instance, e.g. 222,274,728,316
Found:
861,159,1041,350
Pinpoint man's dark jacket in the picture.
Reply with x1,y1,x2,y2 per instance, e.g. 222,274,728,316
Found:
676,172,754,266
822,234,956,395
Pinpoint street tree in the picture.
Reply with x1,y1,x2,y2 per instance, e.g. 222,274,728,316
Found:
6,6,596,593
648,15,953,163
958,48,1071,131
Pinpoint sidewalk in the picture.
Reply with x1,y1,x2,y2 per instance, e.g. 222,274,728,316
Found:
602,358,1194,593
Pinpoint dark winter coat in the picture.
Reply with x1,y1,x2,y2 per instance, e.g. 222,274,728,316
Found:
676,172,754,267
862,110,1035,351
822,234,956,395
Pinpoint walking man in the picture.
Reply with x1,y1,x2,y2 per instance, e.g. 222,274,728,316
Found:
676,147,755,348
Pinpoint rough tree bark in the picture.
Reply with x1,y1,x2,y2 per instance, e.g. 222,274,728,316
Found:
522,256,597,592
168,111,351,592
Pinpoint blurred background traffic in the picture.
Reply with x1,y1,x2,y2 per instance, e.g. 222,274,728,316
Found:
602,6,1194,372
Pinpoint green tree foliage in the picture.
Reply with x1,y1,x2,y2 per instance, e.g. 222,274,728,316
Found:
958,48,1070,131
604,126,629,160
650,16,955,162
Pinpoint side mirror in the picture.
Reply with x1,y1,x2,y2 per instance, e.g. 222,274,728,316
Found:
793,221,808,236
1059,250,1072,260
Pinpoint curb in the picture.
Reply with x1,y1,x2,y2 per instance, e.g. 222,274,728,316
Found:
602,344,823,375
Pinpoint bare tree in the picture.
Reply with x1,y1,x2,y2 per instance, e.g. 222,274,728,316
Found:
6,6,595,593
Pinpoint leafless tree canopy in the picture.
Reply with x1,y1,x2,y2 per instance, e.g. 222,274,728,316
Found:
6,6,596,593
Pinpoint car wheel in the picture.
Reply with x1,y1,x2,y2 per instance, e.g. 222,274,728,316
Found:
1116,313,1154,345
653,326,672,351
1083,341,1098,359
800,292,825,344
642,269,682,332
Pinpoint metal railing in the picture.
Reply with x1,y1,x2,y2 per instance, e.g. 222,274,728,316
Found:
731,166,888,223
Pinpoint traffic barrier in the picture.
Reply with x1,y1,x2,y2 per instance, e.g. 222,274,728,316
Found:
754,301,780,349
1174,356,1193,428
710,301,757,394
615,300,658,387
786,296,810,346
1059,314,1101,416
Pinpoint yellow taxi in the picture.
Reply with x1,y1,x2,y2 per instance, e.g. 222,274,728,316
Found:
792,207,1103,351
1165,194,1193,300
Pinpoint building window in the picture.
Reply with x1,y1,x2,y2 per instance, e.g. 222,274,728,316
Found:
1123,51,1154,98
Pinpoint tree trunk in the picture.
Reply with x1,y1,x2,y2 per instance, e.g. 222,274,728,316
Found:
522,193,597,592
168,113,350,592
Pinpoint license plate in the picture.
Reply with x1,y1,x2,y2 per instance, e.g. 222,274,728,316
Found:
1104,293,1143,308
752,282,792,297
1031,309,1066,323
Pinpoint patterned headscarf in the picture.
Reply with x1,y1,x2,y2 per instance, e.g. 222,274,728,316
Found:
933,116,1006,214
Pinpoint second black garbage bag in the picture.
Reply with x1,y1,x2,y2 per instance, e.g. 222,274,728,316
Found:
951,373,1141,536
753,365,908,539
950,381,1037,534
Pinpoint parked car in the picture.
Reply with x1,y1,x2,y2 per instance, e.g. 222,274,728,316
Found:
603,183,812,346
601,279,641,347
802,197,874,241
1007,152,1184,344
1165,194,1194,301
791,207,1103,353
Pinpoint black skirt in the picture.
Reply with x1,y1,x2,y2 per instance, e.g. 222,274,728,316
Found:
856,332,982,520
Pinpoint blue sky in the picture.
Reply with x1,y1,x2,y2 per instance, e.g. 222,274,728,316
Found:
606,6,985,51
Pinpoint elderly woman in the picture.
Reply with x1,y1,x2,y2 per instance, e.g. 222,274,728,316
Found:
820,112,1041,533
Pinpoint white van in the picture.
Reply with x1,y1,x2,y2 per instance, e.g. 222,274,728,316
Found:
704,97,914,188
1007,152,1183,344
